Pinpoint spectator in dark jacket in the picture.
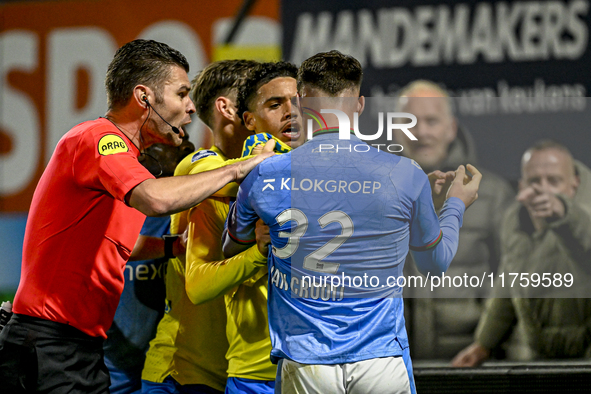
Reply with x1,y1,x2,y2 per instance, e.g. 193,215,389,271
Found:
453,140,591,366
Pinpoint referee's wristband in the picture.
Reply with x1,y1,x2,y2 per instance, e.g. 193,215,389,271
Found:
162,234,180,259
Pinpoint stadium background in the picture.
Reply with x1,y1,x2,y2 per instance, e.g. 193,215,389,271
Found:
2,0,590,314
1,2,590,390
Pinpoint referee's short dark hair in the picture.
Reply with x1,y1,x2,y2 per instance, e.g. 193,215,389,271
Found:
191,59,258,129
105,39,190,111
237,61,298,123
297,50,363,96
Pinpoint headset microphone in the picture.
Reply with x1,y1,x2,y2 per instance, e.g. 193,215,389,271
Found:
142,96,180,134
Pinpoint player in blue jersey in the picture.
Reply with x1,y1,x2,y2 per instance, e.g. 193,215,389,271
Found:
222,51,482,394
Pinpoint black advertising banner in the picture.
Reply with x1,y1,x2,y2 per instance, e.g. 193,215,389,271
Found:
282,0,591,180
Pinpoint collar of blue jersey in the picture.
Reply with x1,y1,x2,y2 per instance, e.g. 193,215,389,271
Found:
312,127,356,137
241,133,292,157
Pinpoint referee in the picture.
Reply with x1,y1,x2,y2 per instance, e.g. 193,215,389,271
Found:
0,39,273,393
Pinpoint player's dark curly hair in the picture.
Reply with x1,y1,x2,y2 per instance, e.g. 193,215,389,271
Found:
105,39,190,111
237,61,298,123
191,59,258,129
297,50,362,96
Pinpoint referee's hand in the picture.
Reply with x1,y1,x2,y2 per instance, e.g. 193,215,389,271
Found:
233,140,275,182
447,164,482,209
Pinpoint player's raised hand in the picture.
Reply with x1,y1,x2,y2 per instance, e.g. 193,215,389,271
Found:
428,170,456,210
232,140,275,182
447,164,482,209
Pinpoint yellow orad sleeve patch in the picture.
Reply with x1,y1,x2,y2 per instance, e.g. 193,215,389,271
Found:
98,135,129,156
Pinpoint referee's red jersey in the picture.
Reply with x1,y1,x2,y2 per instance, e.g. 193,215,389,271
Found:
14,118,154,338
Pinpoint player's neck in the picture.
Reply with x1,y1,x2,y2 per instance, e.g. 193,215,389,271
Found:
104,109,144,149
214,122,245,159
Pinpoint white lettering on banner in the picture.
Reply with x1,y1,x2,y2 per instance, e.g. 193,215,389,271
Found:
124,262,167,281
47,28,116,162
0,22,207,198
0,31,40,195
290,1,590,67
372,78,587,115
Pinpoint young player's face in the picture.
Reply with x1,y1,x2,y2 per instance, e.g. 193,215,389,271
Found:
520,148,579,198
147,65,196,146
245,77,304,148
398,93,456,171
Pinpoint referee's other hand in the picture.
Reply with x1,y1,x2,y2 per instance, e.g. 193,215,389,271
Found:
446,164,482,209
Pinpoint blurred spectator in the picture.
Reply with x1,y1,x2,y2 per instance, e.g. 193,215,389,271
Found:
395,80,514,359
104,136,194,394
453,140,591,366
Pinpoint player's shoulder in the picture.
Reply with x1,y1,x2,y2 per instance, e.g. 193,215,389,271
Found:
255,151,292,176
388,156,429,195
188,148,220,164
66,118,132,157
72,118,120,139
240,153,291,195
389,155,426,178
176,147,224,176
402,156,426,173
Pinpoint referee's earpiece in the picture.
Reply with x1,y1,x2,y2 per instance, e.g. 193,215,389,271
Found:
141,94,181,135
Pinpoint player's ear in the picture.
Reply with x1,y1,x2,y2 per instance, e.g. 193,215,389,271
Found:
293,94,303,117
215,97,235,122
243,111,256,131
357,96,365,116
134,85,150,109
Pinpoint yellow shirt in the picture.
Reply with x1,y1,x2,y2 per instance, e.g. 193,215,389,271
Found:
142,147,256,390
174,146,277,381
185,195,275,380
225,269,275,380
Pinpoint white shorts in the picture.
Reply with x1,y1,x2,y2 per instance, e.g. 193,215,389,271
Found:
275,354,414,394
